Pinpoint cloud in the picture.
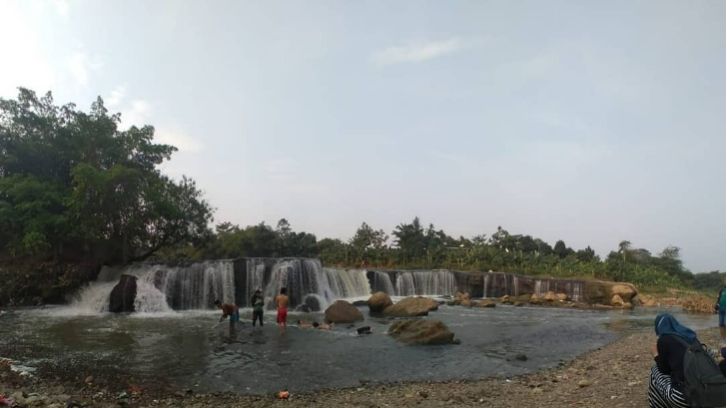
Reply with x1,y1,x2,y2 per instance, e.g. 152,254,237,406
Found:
155,128,203,153
66,51,102,87
371,38,464,66
104,85,202,153
0,2,55,97
51,0,69,18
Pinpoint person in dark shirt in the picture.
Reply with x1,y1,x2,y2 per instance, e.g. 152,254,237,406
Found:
251,289,264,327
648,313,696,408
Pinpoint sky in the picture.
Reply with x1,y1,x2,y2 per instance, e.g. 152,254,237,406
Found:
0,0,724,272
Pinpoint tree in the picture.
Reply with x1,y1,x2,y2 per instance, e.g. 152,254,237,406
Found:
0,88,213,263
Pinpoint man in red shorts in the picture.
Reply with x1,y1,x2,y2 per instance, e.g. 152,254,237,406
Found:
275,287,289,334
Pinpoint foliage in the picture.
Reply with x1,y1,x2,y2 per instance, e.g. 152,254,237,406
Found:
0,88,213,264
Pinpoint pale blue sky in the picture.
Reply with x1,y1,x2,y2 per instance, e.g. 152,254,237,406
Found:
0,0,724,272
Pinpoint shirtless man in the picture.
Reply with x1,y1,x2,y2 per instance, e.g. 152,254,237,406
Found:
274,288,289,333
214,300,239,327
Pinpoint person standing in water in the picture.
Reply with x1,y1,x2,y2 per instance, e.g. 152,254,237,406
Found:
214,300,239,327
275,288,289,333
251,289,264,327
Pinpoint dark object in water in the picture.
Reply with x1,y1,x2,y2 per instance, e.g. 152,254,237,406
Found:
109,274,137,313
356,326,372,335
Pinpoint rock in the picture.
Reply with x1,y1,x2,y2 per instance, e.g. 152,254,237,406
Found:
513,301,525,307
516,294,532,303
633,294,656,307
611,283,637,302
500,295,512,304
85,375,94,384
515,354,528,361
109,274,137,313
367,292,393,314
453,291,471,305
577,379,592,387
529,294,544,305
388,319,456,345
556,293,568,302
611,294,625,307
324,300,364,324
383,297,439,317
543,291,557,302
460,299,472,307
475,300,496,308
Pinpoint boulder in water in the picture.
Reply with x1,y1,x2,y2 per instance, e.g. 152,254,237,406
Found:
556,293,569,302
383,296,439,317
367,292,393,314
475,300,496,308
388,319,456,345
324,300,364,323
452,291,470,306
109,274,137,313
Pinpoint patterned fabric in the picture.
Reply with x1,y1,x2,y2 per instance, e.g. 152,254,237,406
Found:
648,365,690,408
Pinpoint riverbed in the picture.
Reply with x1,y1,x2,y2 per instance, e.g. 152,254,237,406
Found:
0,302,714,396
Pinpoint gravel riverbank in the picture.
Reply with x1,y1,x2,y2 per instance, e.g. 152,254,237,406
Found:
0,327,722,407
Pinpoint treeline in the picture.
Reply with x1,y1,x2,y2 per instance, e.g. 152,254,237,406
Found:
156,216,719,291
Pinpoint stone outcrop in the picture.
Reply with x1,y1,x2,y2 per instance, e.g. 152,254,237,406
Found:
474,300,496,308
583,281,637,308
388,319,456,345
324,300,364,323
367,292,393,314
383,296,439,317
109,274,137,313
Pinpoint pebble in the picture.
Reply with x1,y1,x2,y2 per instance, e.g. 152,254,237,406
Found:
577,379,592,388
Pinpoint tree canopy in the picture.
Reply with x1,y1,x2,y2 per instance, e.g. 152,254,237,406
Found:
0,88,213,264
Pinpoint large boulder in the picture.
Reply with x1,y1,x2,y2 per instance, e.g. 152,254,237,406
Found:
367,292,393,314
324,300,364,323
388,319,456,345
474,300,496,308
109,274,137,313
583,281,638,305
383,296,439,317
543,291,557,302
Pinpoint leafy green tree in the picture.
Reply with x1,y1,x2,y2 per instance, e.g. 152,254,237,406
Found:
0,88,213,263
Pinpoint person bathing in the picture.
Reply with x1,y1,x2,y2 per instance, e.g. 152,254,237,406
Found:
214,300,240,327
275,288,289,334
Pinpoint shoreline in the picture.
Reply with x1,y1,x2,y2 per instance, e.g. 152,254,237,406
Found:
2,326,721,407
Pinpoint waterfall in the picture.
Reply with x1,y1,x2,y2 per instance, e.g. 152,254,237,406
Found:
395,270,457,296
70,261,236,313
368,270,395,294
69,259,471,314
483,272,584,301
261,259,370,310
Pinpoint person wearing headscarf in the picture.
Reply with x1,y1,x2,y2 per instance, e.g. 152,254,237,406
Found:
648,313,697,408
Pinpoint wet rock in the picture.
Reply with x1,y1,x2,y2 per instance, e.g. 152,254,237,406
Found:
388,319,456,345
499,295,512,304
383,296,439,317
324,300,364,324
475,300,496,308
611,294,625,307
453,292,471,306
108,275,137,313
515,354,528,361
367,292,393,314
556,293,568,302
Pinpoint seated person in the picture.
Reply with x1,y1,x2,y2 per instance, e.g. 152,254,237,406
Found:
297,320,313,329
312,322,332,330
648,313,696,408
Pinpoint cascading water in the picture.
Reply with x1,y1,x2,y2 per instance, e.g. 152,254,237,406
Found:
70,261,236,313
483,272,584,301
394,270,457,296
69,258,474,314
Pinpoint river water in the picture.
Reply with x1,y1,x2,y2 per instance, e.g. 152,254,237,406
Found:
0,303,716,394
